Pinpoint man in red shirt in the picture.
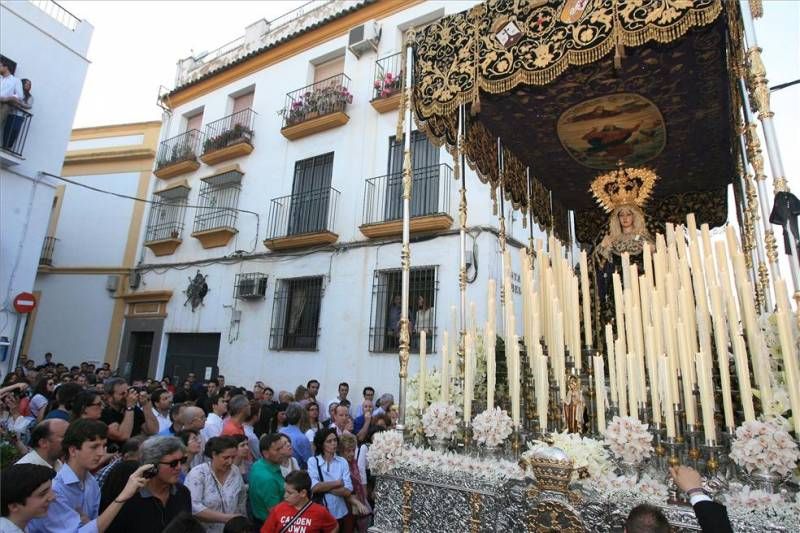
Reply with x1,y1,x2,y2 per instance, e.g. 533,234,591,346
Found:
261,470,338,533
220,394,249,437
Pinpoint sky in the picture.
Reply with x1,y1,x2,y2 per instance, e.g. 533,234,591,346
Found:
65,0,798,189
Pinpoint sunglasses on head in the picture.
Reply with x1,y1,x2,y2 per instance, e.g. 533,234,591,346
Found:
160,456,189,468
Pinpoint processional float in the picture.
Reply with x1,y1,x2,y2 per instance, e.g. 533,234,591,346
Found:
374,0,800,531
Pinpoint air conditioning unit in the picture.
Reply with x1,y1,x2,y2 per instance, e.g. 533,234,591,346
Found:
348,21,380,58
235,273,268,300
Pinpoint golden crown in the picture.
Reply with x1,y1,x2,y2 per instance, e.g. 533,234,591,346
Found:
590,163,658,213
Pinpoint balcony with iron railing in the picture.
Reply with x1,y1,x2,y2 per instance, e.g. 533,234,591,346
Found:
191,167,243,249
154,129,202,179
370,52,403,113
280,74,352,140
143,182,190,256
0,109,33,165
360,163,454,239
200,108,255,165
264,187,340,251
39,236,57,268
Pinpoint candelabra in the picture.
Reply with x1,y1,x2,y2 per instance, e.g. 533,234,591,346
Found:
583,346,597,436
663,437,687,505
651,424,666,468
685,425,701,468
702,442,724,477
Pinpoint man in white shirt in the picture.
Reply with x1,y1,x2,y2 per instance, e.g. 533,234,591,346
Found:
200,393,227,440
0,463,56,533
16,419,67,471
150,388,173,434
0,57,23,133
326,382,353,420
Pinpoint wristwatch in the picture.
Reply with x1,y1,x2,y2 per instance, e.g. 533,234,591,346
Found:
685,487,709,498
125,406,135,412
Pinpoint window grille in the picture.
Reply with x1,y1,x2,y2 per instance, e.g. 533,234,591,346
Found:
145,186,189,242
369,266,438,353
269,276,324,351
234,273,268,299
193,169,242,233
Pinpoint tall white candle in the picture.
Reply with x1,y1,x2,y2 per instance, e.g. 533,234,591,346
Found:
605,324,617,407
695,351,717,445
615,338,627,417
644,325,661,425
536,354,549,431
612,274,627,355
440,331,449,403
463,332,473,424
593,355,606,434
707,276,735,431
627,353,638,419
659,355,676,438
580,250,592,347
774,278,800,435
677,319,697,426
419,331,427,413
511,335,521,427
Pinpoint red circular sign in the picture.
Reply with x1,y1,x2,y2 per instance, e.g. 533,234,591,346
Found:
13,292,36,314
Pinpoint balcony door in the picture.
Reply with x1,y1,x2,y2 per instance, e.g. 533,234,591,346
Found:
288,153,334,235
385,131,439,221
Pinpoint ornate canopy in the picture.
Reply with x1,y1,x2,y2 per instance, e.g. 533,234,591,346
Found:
411,0,738,243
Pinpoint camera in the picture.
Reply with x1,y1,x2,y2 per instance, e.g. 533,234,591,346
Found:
142,464,159,479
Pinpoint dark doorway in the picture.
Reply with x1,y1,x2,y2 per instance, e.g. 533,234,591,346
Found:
129,332,154,382
163,333,220,384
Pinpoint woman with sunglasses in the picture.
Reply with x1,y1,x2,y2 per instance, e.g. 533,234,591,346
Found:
185,436,246,532
71,390,104,421
106,436,192,533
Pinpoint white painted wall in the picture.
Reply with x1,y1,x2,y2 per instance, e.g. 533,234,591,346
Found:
132,0,544,398
28,274,115,366
55,172,140,266
0,1,92,374
67,134,144,150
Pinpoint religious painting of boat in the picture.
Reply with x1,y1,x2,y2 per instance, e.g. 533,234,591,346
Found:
557,93,666,170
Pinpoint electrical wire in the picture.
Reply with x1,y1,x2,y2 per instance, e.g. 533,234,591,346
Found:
39,172,261,253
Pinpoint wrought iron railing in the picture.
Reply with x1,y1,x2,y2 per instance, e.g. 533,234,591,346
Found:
372,52,403,101
362,163,453,225
281,74,352,128
193,177,241,233
145,197,187,242
39,236,57,266
0,109,33,157
30,0,81,30
155,129,202,171
202,108,255,155
266,187,340,240
269,276,324,351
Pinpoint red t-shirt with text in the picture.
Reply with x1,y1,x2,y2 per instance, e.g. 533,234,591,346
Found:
261,501,337,533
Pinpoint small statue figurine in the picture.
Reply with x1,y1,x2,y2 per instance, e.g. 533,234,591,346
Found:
563,374,586,434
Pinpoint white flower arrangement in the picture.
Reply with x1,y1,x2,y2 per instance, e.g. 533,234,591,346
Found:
422,402,459,441
471,407,513,447
368,430,405,475
585,472,668,501
524,431,613,480
603,416,654,464
722,483,800,530
729,417,800,476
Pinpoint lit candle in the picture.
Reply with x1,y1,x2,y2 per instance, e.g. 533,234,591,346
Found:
593,355,606,433
659,355,676,438
419,331,427,413
580,250,592,347
605,323,617,407
440,331,449,403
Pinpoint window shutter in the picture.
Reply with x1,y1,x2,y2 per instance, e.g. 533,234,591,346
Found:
314,57,344,83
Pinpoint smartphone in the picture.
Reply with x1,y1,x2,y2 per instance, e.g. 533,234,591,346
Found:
142,464,159,479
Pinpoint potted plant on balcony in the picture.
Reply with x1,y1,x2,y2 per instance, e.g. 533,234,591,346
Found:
280,84,353,127
202,124,253,155
159,142,196,169
373,71,402,100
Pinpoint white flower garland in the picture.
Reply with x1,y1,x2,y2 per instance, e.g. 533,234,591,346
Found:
603,416,654,464
422,402,459,440
524,431,613,480
729,417,800,476
472,407,513,447
369,430,405,475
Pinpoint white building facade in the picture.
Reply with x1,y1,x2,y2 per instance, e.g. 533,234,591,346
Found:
0,1,93,373
125,0,537,401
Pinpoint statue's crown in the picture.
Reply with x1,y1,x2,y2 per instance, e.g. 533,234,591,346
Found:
590,162,658,212
520,445,575,493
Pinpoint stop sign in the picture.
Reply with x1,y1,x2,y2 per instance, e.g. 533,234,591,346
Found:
13,292,36,314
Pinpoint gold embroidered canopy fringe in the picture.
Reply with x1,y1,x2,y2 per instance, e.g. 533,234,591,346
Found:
410,0,734,243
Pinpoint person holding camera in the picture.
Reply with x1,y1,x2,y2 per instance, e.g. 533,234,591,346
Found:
100,379,158,447
106,436,192,533
27,419,151,533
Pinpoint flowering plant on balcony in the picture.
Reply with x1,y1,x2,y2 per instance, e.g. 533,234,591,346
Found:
158,141,196,170
281,84,353,127
202,123,253,155
373,70,402,100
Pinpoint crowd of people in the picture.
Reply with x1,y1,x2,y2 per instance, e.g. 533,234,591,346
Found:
1,353,733,533
1,353,398,533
